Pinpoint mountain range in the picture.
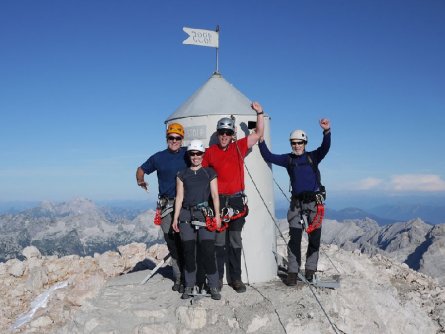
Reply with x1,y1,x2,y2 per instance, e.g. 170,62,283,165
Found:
321,217,445,285
2,199,445,224
276,204,445,225
1,198,444,285
0,198,161,263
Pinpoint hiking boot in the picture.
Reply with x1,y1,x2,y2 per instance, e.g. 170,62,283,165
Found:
181,287,193,299
305,269,315,283
286,272,298,286
172,282,184,293
231,280,246,293
209,287,221,300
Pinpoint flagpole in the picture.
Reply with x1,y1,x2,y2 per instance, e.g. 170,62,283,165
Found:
182,26,220,72
215,25,220,74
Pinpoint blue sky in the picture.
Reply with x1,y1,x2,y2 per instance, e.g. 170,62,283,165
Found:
1,0,444,209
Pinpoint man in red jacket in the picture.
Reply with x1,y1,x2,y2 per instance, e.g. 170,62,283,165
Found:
202,101,264,293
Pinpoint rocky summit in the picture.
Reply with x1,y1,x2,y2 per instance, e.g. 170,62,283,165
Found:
1,240,445,334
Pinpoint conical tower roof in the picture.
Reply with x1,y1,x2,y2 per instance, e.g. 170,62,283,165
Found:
165,72,256,122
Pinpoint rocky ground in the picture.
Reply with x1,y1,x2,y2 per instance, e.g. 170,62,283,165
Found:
2,241,445,334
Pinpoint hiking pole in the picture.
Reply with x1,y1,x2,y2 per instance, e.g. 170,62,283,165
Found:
140,253,171,285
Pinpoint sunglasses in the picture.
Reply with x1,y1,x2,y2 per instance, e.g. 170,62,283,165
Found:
218,129,234,136
291,141,305,146
189,151,204,157
168,136,182,142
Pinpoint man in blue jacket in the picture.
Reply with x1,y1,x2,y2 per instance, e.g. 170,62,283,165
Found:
259,118,331,286
136,123,188,292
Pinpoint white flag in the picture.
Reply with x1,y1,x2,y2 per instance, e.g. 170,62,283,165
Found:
183,27,219,48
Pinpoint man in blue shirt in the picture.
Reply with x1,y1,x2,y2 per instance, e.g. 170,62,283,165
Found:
259,118,331,286
136,123,188,292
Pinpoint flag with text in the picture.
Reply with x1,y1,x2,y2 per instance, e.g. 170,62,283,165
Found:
183,27,219,48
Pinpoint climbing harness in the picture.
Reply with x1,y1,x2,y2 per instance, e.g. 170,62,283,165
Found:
199,205,228,232
153,208,161,225
307,203,325,234
182,202,207,230
182,202,227,232
220,193,249,223
294,191,326,234
154,196,174,226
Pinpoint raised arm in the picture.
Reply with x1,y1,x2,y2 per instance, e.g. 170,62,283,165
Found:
247,101,265,149
312,118,331,162
258,140,290,168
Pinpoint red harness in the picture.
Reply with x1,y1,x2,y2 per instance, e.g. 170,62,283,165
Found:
205,217,229,232
221,205,249,223
306,203,325,234
153,208,162,225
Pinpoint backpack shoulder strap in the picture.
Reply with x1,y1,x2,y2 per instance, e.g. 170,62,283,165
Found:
306,152,323,187
288,154,293,169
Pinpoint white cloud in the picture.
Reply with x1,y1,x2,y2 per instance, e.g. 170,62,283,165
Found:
351,174,445,192
355,177,383,190
390,174,445,192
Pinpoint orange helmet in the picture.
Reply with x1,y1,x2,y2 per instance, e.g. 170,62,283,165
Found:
166,123,184,137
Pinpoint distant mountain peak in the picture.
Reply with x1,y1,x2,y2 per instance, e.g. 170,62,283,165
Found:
37,198,99,216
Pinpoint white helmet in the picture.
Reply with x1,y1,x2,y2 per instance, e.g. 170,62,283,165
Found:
187,139,205,152
216,117,235,132
289,129,308,142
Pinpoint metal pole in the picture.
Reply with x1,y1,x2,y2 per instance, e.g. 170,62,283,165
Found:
216,48,219,74
140,253,171,285
215,25,220,74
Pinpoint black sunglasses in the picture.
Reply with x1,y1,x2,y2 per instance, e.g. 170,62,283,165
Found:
189,151,204,157
168,136,182,141
291,141,305,146
218,129,234,136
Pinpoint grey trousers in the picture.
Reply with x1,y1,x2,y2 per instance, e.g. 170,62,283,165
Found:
287,200,322,273
179,222,219,289
160,212,182,283
215,217,244,282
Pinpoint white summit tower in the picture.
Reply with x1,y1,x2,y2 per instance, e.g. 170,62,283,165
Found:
165,72,277,283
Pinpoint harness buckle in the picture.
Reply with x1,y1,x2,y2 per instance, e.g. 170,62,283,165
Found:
315,193,324,205
190,220,206,230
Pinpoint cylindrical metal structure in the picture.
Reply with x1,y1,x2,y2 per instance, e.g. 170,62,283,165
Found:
166,73,277,283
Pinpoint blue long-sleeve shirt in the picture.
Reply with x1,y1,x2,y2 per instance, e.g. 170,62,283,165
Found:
259,132,331,196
